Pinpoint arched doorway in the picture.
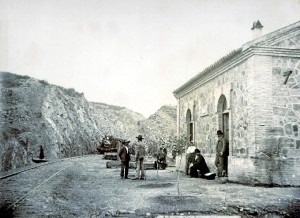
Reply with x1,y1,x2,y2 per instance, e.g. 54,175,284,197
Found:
217,95,229,141
217,95,229,176
186,109,193,142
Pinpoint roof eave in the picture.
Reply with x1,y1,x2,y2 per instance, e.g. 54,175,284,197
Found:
173,48,242,97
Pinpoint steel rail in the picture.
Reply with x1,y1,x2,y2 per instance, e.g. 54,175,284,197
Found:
0,155,92,180
0,160,64,180
5,162,75,211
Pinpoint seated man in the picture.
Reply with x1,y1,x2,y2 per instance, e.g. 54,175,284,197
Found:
154,147,167,169
190,149,210,178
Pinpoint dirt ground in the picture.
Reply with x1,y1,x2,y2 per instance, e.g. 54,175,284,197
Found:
0,154,299,217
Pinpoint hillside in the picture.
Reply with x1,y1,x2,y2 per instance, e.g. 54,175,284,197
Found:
139,105,177,153
89,102,145,142
0,72,176,171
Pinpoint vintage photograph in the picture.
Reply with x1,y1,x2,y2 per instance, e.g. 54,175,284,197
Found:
1,0,300,217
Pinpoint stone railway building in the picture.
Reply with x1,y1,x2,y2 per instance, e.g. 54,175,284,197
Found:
173,20,300,186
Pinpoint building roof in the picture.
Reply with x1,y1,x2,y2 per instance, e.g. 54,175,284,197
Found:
173,20,300,98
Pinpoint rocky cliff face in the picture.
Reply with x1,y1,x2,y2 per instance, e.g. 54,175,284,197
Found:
89,102,145,142
0,72,176,171
139,105,177,153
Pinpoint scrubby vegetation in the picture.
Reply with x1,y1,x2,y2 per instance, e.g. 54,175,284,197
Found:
0,72,30,88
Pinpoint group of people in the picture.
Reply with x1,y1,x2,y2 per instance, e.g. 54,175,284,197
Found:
118,134,146,180
117,129,229,180
185,130,229,178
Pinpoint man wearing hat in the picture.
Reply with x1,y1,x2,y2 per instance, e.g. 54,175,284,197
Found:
189,149,210,178
118,140,131,179
215,130,229,177
132,135,146,180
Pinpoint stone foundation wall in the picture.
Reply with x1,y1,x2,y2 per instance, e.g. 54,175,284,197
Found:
229,156,300,186
177,154,300,186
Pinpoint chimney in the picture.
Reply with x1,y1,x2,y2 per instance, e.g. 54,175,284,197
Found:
251,20,263,39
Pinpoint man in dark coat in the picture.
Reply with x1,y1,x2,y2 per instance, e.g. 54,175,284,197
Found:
215,130,229,177
190,149,210,178
118,140,131,179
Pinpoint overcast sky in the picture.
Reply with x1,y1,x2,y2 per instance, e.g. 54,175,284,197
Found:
1,0,300,117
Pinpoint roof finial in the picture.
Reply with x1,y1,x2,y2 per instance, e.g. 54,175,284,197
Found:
251,20,263,39
251,20,263,30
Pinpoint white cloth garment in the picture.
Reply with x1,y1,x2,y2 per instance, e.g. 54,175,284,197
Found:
186,145,196,154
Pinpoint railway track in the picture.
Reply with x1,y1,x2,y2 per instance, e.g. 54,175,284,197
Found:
0,155,89,180
0,155,92,216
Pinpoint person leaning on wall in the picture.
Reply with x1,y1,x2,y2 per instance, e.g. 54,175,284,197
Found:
215,130,229,177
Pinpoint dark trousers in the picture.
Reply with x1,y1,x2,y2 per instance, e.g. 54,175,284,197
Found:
120,161,129,178
185,153,195,175
215,155,228,176
190,166,199,178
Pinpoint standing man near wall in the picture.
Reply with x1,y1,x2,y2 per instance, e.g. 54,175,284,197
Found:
185,141,196,175
132,135,146,180
215,130,229,177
